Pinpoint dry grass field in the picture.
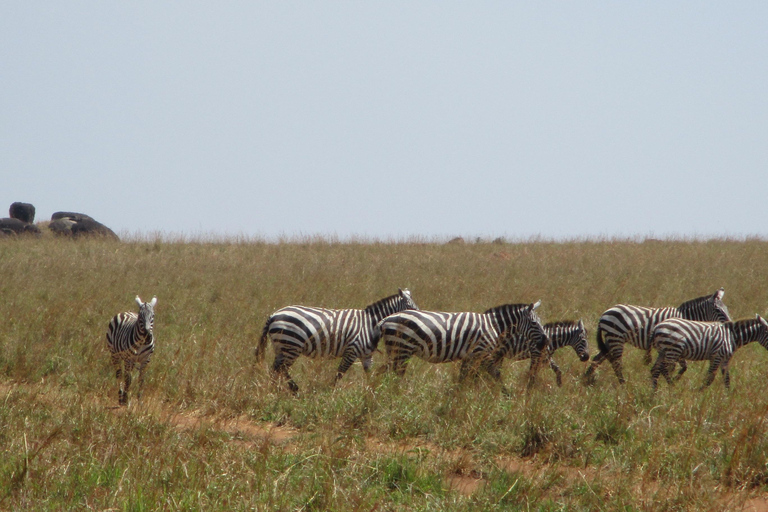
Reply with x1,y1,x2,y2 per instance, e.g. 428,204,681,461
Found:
2,233,768,511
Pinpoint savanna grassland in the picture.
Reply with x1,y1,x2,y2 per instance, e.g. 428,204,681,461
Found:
2,234,768,511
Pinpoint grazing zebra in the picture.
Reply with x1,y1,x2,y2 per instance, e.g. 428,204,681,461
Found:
584,288,730,385
650,315,768,389
106,296,157,406
378,301,548,388
256,289,418,393
497,320,589,387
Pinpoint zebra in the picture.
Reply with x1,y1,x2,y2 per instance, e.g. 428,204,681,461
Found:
106,296,157,406
377,301,549,388
650,315,768,390
498,320,589,387
584,288,730,385
255,289,418,393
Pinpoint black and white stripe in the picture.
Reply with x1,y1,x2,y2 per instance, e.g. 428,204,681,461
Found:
584,288,730,384
650,315,768,389
256,289,418,393
106,296,157,406
499,320,589,387
379,301,548,387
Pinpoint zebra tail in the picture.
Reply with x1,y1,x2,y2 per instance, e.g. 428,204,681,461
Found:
255,317,271,362
596,323,607,355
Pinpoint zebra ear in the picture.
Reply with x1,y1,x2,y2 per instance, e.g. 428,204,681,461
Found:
135,296,142,307
578,319,584,329
150,297,157,307
531,300,541,311
715,288,725,300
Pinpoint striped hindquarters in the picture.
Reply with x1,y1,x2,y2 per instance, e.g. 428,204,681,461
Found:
652,319,724,362
264,306,365,359
597,305,679,352
380,310,495,363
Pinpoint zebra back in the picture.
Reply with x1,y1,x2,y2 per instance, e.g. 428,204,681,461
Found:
379,309,498,362
257,289,418,362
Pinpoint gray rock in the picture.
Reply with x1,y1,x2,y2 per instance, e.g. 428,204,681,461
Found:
48,218,77,236
0,218,41,236
51,211,94,222
48,212,119,240
71,218,119,240
10,202,35,223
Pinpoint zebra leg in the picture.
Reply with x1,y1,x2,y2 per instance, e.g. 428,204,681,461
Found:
335,347,359,384
111,355,125,406
722,365,731,389
548,358,563,387
390,353,411,377
480,356,503,382
362,355,373,372
663,361,676,385
526,351,547,390
272,351,299,394
700,360,719,390
673,360,688,382
606,345,626,384
459,358,478,382
583,352,606,385
650,352,674,389
643,349,653,366
122,361,134,406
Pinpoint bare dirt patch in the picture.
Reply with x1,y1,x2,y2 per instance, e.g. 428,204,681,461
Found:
167,411,298,447
446,472,485,495
742,497,768,512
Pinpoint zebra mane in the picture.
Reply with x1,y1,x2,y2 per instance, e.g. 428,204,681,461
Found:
483,303,530,316
677,291,718,311
544,320,579,329
364,292,402,313
726,318,762,329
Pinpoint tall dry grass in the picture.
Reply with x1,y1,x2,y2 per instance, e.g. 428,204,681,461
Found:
1,234,768,510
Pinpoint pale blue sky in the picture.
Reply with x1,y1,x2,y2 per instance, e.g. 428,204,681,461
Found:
2,3,767,240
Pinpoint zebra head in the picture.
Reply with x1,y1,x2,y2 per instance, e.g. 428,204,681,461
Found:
709,288,731,322
755,315,768,351
541,320,589,361
571,319,589,363
398,288,419,311
135,296,157,338
679,287,731,322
